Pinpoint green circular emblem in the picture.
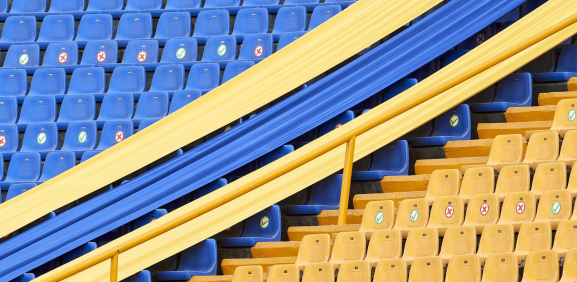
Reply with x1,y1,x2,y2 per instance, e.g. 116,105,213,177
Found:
450,114,459,127
260,216,269,229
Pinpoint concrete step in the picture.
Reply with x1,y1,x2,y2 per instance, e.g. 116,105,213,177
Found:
476,121,552,139
251,241,301,258
444,139,493,158
353,191,426,209
287,224,361,241
504,105,555,122
413,156,489,175
381,175,430,192
317,209,364,225
221,257,297,275
538,91,577,106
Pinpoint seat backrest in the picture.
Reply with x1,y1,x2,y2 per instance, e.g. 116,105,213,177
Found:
193,178,228,200
559,130,577,164
522,250,559,281
58,95,96,123
427,195,464,230
277,31,306,51
4,44,40,68
494,73,532,104
459,23,496,50
486,134,524,166
535,189,572,227
174,239,217,273
149,64,185,92
133,209,167,229
365,230,402,262
553,220,577,255
238,34,273,61
393,198,429,233
1,16,37,43
86,0,123,10
373,259,407,282
336,261,371,282
359,200,395,237
0,96,18,124
272,6,307,34
202,35,237,62
6,183,37,201
0,69,27,97
76,14,113,42
81,40,118,65
29,68,66,96
284,0,318,3
463,193,500,231
259,145,294,168
478,223,515,261
481,253,518,282
19,95,56,125
125,0,161,10
68,67,105,94
499,191,536,228
48,0,84,12
6,152,42,182
98,92,134,121
222,61,254,84
193,10,230,37
523,131,559,165
186,63,221,91
61,242,97,264
204,0,240,8
515,221,552,259
62,121,98,152
154,12,191,39
122,39,159,64
115,13,153,40
531,162,567,198
459,166,494,202
550,99,577,132
383,78,418,101
439,226,477,262
166,0,200,8
446,254,481,282
96,120,134,150
268,264,298,282
108,66,146,93
42,41,79,66
160,38,198,64
169,90,202,114
408,256,444,282
38,15,75,42
309,5,341,31
232,8,268,35
242,0,278,5
295,234,331,267
0,124,19,154
555,45,577,72
231,265,263,282
402,228,439,261
495,164,530,199
241,205,281,239
306,174,342,206
366,140,409,174
133,92,169,120
562,249,577,281
430,104,471,138
10,0,45,13
21,122,59,153
302,263,334,282
319,111,355,136
137,118,161,131
329,231,366,264
425,169,461,203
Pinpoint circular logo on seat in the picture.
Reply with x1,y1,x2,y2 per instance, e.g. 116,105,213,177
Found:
58,52,68,64
115,131,124,143
445,205,454,218
37,132,47,145
410,209,419,222
480,202,489,216
569,109,576,122
450,114,459,127
260,216,269,229
254,45,263,57
217,44,227,56
516,201,525,214
176,48,186,60
19,54,29,65
78,131,87,144
552,201,561,215
137,51,147,62
375,211,384,224
97,51,107,63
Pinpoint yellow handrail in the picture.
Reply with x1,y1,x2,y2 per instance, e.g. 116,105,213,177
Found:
337,137,356,225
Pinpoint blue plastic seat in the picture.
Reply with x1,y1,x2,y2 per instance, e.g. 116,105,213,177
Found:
470,73,533,112
169,90,201,114
4,44,41,68
232,8,268,40
108,66,147,94
133,209,167,229
20,122,58,156
165,0,201,9
160,38,198,66
382,78,418,101
137,118,161,131
284,0,318,3
38,151,76,182
115,13,153,46
0,154,3,181
97,93,135,123
10,0,45,13
192,10,230,45
17,95,57,129
120,271,152,282
0,125,19,157
149,64,185,93
61,121,98,158
259,145,294,168
48,0,84,12
204,0,240,8
222,61,254,84
8,273,35,282
308,5,341,30
0,97,18,124
459,23,496,50
28,68,66,97
121,39,159,68
276,31,306,51
243,0,278,6
125,0,162,10
6,183,37,201
86,0,123,11
284,174,342,215
271,6,306,41
61,242,97,264
67,67,106,95
155,239,217,281
319,110,355,136
534,44,577,82
185,63,220,93
193,178,228,199
3,152,42,187
219,205,281,247
132,92,169,125
411,104,471,147
0,69,27,99
442,50,469,67
154,12,191,44
351,140,409,180
96,120,134,150
42,42,79,68
80,40,118,67
37,15,75,46
238,34,273,61
0,16,37,45
80,150,100,162
75,14,114,47
201,35,237,67
57,95,96,128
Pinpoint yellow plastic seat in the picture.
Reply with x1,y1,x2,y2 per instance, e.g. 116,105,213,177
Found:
520,250,559,282
408,256,444,282
328,231,366,269
463,193,500,234
445,254,481,282
231,266,263,282
294,234,332,270
498,191,536,231
392,198,429,237
459,167,494,203
553,220,577,257
485,134,525,170
267,265,299,282
560,249,577,282
548,98,577,137
439,226,477,264
557,130,577,166
477,224,515,263
530,162,567,199
425,169,461,204
335,260,371,282
514,222,552,261
373,259,407,282
426,195,464,236
522,131,560,168
402,227,439,264
481,253,518,282
364,230,402,266
302,263,334,282
358,200,395,240
567,162,577,197
535,190,572,229
495,164,531,200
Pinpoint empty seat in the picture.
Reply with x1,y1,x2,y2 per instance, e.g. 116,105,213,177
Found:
521,250,559,281
97,93,134,122
336,261,371,282
0,97,18,124
402,228,439,263
373,259,407,282
3,152,42,186
132,92,169,125
57,95,96,127
80,40,118,66
427,196,464,235
238,34,273,61
446,254,481,282
169,90,201,114
133,209,167,229
552,220,577,257
350,140,409,180
459,23,496,50
165,0,200,9
495,164,531,200
193,178,228,200
302,263,334,282
0,69,27,98
115,13,153,44
219,205,281,247
154,12,191,44
160,38,198,65
80,150,100,162
38,151,76,182
439,226,477,263
204,0,240,8
549,99,577,137
309,5,341,31
201,35,237,65
499,192,536,231
481,253,518,281
284,174,342,215
75,14,114,46
259,145,294,167
466,134,525,172
329,231,366,268
28,68,66,96
222,61,254,84
284,0,318,3
477,224,515,262
463,193,500,234
232,8,268,38
95,120,134,150
459,167,494,203
18,95,57,128
277,31,306,51
61,121,98,158
365,230,402,265
37,15,75,44
408,256,444,281
0,125,19,157
561,249,577,281
272,6,307,40
185,63,220,93
535,189,572,229
411,104,471,147
522,131,559,167
515,222,552,260
192,10,230,44
531,162,567,198
149,64,185,93
10,0,45,13
4,44,40,68
86,0,123,11
0,16,37,44
231,266,262,282
424,169,461,204
125,0,161,10
358,200,395,239
383,78,419,101
20,122,58,157
122,39,160,66
67,67,106,95
294,234,331,270
534,45,577,82
558,130,577,166
149,237,212,279
393,198,429,236
48,0,84,12
61,242,97,264
108,66,146,93
267,265,299,282
6,183,36,200
42,42,79,67
470,73,532,112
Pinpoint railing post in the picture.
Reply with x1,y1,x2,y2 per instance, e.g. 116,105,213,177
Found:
110,252,119,282
337,136,356,225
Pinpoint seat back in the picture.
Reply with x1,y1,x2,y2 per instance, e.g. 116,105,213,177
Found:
6,183,37,201
430,104,471,138
446,254,481,282
186,63,221,91
523,131,559,165
499,191,536,228
302,263,334,282
125,0,161,10
319,111,355,136
522,250,559,281
0,96,18,124
553,220,577,255
407,256,444,282
0,69,27,97
284,0,318,3
425,169,461,203
86,0,123,10
43,42,79,67
329,231,366,264
232,8,268,35
6,152,42,182
202,35,237,62
204,0,240,8
133,209,167,229
115,13,153,40
495,164,530,199
240,205,281,240
477,224,515,261
335,261,371,282
559,130,577,164
98,92,134,121
96,120,134,150
108,66,146,93
193,10,230,37
373,259,407,282
486,134,524,166
295,234,331,267
481,253,518,282
1,16,37,43
535,189,572,227
242,0,278,5
133,92,169,120
62,121,98,152
259,145,294,168
193,178,228,200
21,122,59,153
76,14,114,42
160,38,198,64
277,31,306,51
149,64,185,92
231,266,263,282
427,195,464,230
515,222,552,259
29,68,66,96
10,0,45,13
393,198,429,233
309,5,341,31
81,40,118,65
166,0,200,8
238,34,273,61
68,67,106,94
402,228,439,261
359,200,395,237
268,265,299,282
58,95,95,123
19,95,57,124
61,242,97,264
383,79,418,101
0,124,19,154
463,193,500,231
222,61,254,84
272,6,307,34
122,39,159,64
555,45,577,72
551,99,577,133
48,0,84,12
459,167,494,202
365,230,402,262
154,12,191,39
169,90,202,114
562,249,577,281
306,174,342,206
439,226,477,261
531,162,567,198
367,140,409,174
4,44,40,68
494,73,532,104
38,15,75,42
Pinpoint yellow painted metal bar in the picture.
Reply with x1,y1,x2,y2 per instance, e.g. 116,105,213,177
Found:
0,0,444,236
337,137,356,225
109,254,118,282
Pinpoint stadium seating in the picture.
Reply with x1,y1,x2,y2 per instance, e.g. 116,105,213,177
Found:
562,249,577,281
10,0,45,13
350,140,409,180
57,95,96,128
552,220,577,256
459,166,494,203
219,205,281,247
75,14,114,47
0,16,37,46
514,221,552,260
499,192,537,231
61,121,98,158
309,5,341,31
17,95,57,129
402,227,438,263
462,134,525,173
272,6,307,40
477,224,515,262
358,200,395,238
154,12,191,44
132,92,170,126
193,178,228,199
115,13,154,46
495,164,531,200
67,67,106,95
547,99,577,137
439,226,477,263
373,259,407,282
482,253,518,281
42,42,79,68
36,15,75,47
530,162,566,198
446,254,481,281
470,73,532,112
522,250,559,281
294,234,331,270
558,130,577,166
192,10,230,44
160,38,198,67
365,230,403,265
423,169,461,204
38,151,76,182
185,63,220,93
0,96,18,124
238,34,274,61
410,104,471,146
284,174,342,215
277,31,306,51
169,90,202,114
534,44,577,82
0,69,27,100
48,0,84,13
61,242,97,264
133,209,167,229
393,198,429,236
0,124,19,158
97,93,135,124
426,196,464,235
408,256,444,281
86,0,123,11
4,44,41,69
81,40,119,67
522,132,559,167
28,68,66,96
336,260,371,282
329,231,366,268
95,120,135,151
20,123,59,157
535,190,572,229
2,152,42,189
459,23,496,50
222,61,255,84
6,183,37,201
463,193,500,233
108,66,146,94
232,8,269,39
121,39,160,68
202,35,237,66
231,266,262,282
149,64,185,93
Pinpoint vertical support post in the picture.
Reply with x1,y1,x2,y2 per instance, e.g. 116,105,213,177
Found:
110,253,119,282
337,136,356,225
